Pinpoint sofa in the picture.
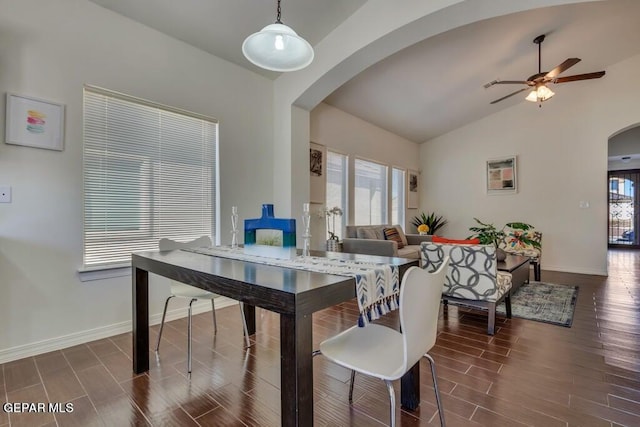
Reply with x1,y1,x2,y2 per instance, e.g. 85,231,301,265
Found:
342,224,433,260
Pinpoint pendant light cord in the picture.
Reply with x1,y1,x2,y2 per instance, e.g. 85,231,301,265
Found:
276,0,282,24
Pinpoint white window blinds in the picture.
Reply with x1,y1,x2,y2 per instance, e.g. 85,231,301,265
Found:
83,86,217,268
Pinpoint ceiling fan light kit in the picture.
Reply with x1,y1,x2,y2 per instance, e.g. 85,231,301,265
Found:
525,84,555,103
242,0,314,72
486,34,605,105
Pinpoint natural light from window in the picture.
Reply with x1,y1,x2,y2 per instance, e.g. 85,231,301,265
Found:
354,158,387,225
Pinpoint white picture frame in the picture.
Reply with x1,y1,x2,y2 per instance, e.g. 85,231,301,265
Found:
487,155,517,194
5,93,65,151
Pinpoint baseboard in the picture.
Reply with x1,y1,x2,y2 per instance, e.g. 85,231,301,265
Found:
542,265,608,277
0,296,239,364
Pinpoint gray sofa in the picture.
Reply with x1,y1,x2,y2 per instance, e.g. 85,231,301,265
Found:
342,224,432,260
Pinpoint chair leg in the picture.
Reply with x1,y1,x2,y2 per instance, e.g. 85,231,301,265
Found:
211,299,218,333
348,370,356,404
188,298,197,375
424,353,446,427
487,302,496,335
239,302,251,348
534,261,541,281
505,294,512,319
155,295,174,352
384,379,396,427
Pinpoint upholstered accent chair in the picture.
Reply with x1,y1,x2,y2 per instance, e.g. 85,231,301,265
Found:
421,242,512,335
499,227,542,281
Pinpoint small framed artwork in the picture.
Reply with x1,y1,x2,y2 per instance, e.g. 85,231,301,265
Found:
487,156,517,194
5,93,65,151
309,142,326,203
407,169,419,208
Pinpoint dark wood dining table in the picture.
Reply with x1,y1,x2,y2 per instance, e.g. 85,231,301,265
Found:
131,248,419,426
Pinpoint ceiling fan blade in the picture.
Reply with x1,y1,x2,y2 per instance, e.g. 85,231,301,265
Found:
490,88,528,104
553,71,606,83
483,79,529,88
545,58,581,79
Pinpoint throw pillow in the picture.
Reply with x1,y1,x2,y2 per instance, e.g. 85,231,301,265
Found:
432,235,480,245
356,228,378,240
391,224,409,247
383,227,405,249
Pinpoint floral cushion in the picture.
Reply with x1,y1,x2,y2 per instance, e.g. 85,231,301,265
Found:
501,229,542,260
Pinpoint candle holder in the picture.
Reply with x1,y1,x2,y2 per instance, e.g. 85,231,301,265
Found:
231,206,239,249
302,202,311,256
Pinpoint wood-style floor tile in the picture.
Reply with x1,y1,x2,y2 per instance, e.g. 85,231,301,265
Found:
1,249,640,426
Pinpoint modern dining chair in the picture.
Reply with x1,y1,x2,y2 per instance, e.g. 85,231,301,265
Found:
316,259,450,427
156,236,251,374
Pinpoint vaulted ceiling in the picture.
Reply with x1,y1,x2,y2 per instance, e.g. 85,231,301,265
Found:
89,0,640,143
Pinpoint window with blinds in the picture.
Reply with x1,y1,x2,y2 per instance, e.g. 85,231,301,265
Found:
83,86,218,269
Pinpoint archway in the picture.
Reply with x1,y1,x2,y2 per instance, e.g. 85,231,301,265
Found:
608,124,640,248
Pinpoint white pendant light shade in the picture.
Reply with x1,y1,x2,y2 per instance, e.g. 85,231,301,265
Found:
243,23,314,72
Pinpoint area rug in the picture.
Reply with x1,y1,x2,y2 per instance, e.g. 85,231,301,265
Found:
496,281,579,327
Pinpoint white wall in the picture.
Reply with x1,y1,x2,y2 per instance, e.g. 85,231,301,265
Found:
0,0,273,361
420,53,640,276
310,102,420,246
608,125,640,170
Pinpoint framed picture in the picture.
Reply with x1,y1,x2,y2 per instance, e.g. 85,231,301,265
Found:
487,156,517,194
407,169,419,208
309,142,326,203
5,93,65,151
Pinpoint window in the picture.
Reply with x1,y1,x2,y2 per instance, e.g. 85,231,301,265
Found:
83,86,217,268
326,151,348,239
354,159,388,225
391,168,405,226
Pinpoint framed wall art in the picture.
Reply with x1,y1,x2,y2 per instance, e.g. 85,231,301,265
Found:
486,155,517,194
5,93,65,151
407,169,419,208
309,142,326,203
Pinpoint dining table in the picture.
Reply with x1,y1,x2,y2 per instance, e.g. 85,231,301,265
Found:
132,248,419,426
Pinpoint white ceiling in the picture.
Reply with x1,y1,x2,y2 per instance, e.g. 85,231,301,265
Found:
89,0,640,143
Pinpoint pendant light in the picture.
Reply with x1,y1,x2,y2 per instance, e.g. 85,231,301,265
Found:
242,0,314,72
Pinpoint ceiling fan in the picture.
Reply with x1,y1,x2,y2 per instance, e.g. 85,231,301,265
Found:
484,34,605,105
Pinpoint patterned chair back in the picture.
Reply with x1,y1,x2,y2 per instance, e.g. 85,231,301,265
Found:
500,227,542,259
420,242,502,302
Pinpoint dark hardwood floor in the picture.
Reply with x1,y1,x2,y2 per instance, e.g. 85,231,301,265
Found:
2,249,640,426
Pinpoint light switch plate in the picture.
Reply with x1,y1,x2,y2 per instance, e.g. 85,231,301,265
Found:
0,186,12,203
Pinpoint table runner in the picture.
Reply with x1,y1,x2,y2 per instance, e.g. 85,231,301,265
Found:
183,246,399,326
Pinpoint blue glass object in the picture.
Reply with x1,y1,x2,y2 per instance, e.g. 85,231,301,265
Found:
244,204,297,259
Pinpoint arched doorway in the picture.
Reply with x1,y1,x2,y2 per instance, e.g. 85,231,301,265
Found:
608,125,640,248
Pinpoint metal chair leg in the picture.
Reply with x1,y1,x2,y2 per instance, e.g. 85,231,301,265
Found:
211,299,218,333
155,295,174,352
384,379,396,427
348,370,356,404
425,353,446,427
239,302,251,348
187,298,197,375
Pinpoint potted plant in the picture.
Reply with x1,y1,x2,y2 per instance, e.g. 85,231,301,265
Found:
320,206,343,251
467,218,540,260
468,218,504,245
411,212,448,235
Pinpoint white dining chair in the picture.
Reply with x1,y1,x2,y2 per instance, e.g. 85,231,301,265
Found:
156,236,251,374
315,259,449,427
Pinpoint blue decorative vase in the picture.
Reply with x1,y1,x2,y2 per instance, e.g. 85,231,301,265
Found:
244,204,297,259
